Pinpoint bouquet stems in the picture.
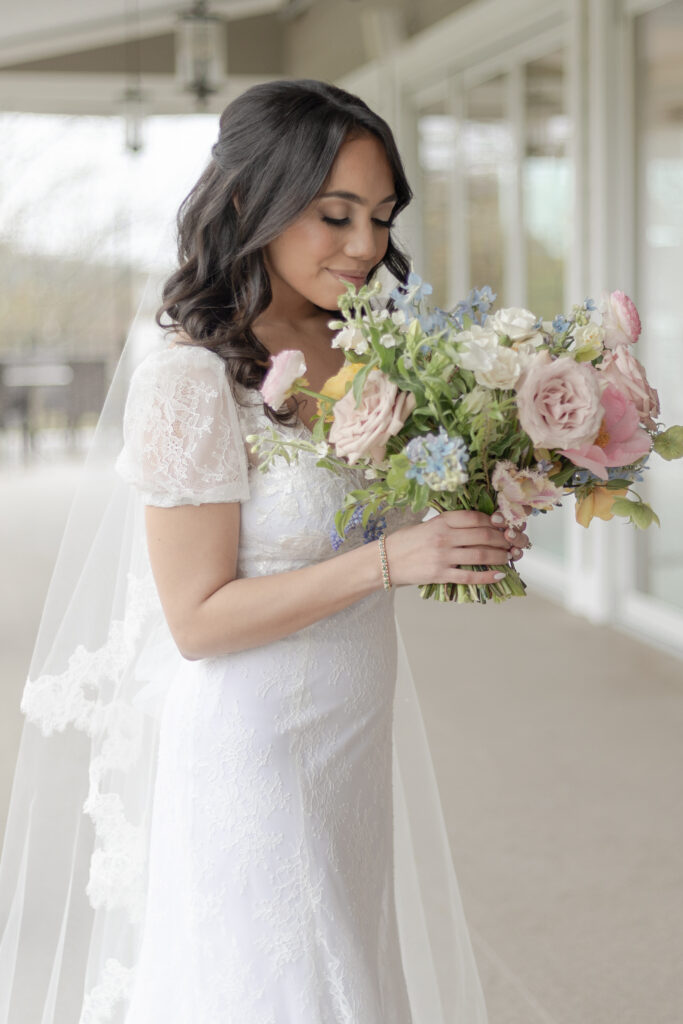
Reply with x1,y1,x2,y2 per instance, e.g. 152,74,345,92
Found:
418,562,526,604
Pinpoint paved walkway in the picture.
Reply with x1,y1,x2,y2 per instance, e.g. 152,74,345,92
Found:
1,461,682,1023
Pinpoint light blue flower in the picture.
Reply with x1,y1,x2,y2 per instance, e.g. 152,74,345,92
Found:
390,272,433,314
584,297,597,311
405,427,470,491
553,314,571,333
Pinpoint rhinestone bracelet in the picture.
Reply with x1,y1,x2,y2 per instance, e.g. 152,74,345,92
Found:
378,533,392,591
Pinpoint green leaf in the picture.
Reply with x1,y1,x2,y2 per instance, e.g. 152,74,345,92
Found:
610,497,660,529
609,497,636,518
550,464,577,487
386,453,411,492
478,492,495,514
605,478,632,490
653,425,683,461
351,362,374,404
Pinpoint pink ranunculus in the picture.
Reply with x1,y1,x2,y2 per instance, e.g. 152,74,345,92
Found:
599,347,660,429
491,461,564,528
560,383,652,480
329,370,416,464
260,350,307,409
600,290,642,348
515,351,604,449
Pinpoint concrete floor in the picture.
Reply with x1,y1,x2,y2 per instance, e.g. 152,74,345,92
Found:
2,460,683,1024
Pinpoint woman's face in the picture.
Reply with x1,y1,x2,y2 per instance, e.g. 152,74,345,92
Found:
264,132,397,313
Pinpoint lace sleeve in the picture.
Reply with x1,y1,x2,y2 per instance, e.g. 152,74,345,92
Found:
115,344,250,507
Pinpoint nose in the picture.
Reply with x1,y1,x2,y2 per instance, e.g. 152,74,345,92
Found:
343,218,381,262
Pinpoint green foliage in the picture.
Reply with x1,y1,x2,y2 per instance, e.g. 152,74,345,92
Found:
653,425,683,461
610,497,660,529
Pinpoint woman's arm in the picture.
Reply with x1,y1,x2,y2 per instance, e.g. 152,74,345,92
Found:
145,502,526,659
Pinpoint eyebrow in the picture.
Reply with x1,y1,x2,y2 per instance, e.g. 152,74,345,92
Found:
318,190,397,206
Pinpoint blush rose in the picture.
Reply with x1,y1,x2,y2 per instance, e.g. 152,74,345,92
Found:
329,369,416,464
599,347,660,430
515,351,604,449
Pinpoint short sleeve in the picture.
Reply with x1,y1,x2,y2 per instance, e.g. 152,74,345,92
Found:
115,344,250,507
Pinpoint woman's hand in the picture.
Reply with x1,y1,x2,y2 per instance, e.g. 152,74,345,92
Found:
384,510,529,588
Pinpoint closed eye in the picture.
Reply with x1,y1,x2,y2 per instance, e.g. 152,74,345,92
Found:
322,216,393,228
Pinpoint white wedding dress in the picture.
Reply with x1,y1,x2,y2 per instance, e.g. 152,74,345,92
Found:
1,340,488,1024
116,343,413,1023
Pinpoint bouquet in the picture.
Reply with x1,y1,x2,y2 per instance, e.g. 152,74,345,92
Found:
248,273,683,604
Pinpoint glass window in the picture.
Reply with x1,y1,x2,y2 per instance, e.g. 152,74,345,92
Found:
522,50,571,558
463,75,510,305
417,101,455,306
523,50,571,320
634,1,683,609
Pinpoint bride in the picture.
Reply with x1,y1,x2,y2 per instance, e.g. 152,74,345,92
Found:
0,78,528,1023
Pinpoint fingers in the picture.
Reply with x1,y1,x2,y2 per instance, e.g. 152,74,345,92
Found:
448,546,512,565
445,566,509,585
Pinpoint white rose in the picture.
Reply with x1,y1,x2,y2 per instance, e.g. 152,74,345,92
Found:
488,306,540,341
512,338,544,372
455,325,500,371
475,345,523,389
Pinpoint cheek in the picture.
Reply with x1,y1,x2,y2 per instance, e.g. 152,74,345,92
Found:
268,220,338,279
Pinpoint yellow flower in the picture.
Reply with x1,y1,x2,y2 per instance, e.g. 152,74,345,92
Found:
317,362,364,419
575,486,627,528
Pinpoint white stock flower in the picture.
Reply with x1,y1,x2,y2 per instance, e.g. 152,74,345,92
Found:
378,333,397,348
474,345,523,389
488,306,541,342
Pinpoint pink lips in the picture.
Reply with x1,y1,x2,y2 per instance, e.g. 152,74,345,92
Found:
327,269,368,286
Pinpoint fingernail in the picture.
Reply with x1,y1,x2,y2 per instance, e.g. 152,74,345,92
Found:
504,529,516,540
491,513,504,525
511,547,521,557
493,572,505,580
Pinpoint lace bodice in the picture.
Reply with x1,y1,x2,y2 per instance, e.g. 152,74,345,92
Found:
115,343,387,575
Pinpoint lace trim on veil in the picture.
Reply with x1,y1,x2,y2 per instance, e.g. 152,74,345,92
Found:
20,571,160,1021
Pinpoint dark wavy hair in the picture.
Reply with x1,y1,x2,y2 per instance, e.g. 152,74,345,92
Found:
157,78,412,422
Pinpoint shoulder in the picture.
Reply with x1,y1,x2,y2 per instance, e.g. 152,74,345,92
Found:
130,342,227,389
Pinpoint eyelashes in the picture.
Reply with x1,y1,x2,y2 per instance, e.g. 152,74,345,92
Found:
322,216,393,229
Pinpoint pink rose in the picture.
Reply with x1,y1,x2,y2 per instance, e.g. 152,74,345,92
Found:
260,350,307,409
560,383,651,480
515,351,603,449
600,290,641,348
599,347,660,429
329,370,416,464
491,461,564,528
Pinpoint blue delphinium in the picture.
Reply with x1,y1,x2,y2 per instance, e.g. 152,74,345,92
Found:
390,272,433,314
451,285,497,328
552,314,571,334
405,427,470,490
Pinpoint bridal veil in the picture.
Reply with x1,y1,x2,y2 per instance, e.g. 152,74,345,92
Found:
0,255,488,1022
